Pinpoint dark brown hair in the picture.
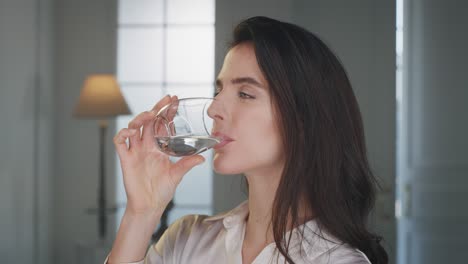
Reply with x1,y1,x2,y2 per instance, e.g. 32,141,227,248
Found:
230,16,388,263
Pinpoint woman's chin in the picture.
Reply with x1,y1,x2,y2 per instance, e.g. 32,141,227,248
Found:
213,164,240,175
213,155,242,175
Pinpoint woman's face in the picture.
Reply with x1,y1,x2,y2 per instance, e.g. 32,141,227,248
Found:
208,42,284,175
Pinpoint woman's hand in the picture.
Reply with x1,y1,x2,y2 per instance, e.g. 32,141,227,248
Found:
113,95,205,217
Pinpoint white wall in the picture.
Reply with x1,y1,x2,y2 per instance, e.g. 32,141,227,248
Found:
53,0,118,263
0,0,54,263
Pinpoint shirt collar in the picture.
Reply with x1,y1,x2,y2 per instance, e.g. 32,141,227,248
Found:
203,200,249,229
203,200,345,260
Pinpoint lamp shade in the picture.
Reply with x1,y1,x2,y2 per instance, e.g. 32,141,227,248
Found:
74,74,131,118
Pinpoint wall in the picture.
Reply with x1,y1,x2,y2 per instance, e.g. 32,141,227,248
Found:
292,1,396,262
0,0,54,263
213,0,293,213
53,0,118,263
0,1,396,262
37,0,55,262
214,0,396,262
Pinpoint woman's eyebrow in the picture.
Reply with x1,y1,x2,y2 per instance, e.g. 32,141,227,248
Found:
215,77,264,89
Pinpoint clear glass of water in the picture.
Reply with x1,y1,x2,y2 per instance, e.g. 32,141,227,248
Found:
153,97,220,157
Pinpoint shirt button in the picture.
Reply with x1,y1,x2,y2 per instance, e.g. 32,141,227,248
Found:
224,216,233,228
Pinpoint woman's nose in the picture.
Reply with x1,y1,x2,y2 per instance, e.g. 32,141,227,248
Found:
207,98,224,121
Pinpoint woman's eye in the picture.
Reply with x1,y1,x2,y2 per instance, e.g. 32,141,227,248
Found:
239,92,254,99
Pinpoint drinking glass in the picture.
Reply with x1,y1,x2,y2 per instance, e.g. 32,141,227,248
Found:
152,97,220,157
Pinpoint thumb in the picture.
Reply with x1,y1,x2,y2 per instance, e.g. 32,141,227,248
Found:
171,155,205,184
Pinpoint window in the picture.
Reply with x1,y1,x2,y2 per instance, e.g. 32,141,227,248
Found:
115,0,215,230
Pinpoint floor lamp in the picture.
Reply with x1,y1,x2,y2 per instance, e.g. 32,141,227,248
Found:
73,74,131,241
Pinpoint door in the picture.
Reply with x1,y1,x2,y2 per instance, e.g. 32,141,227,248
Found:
397,0,468,263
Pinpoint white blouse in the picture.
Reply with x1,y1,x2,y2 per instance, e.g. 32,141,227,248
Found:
107,201,371,264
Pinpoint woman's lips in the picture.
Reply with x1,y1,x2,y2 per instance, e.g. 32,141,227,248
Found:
213,140,232,149
212,132,234,149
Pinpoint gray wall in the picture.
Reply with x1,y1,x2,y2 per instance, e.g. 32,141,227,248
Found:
38,0,55,262
0,0,53,263
292,2,396,260
214,0,396,262
53,0,118,263
213,0,293,214
1,0,395,263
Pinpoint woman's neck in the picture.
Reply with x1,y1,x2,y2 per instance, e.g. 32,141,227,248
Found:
243,167,315,247
244,167,282,245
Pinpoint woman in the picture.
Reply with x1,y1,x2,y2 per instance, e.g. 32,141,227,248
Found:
108,16,388,264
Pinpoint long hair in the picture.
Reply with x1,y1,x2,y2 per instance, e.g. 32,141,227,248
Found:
230,16,388,264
